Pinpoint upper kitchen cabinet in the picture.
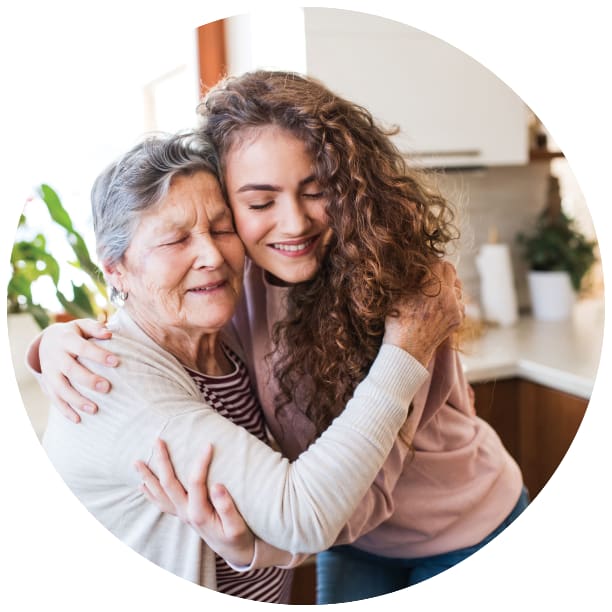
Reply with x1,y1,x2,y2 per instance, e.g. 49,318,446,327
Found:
304,9,529,168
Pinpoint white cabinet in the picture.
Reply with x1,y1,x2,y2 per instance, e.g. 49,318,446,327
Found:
304,9,528,168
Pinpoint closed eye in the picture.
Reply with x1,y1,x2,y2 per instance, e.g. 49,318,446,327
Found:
162,235,189,246
303,192,325,199
248,201,274,211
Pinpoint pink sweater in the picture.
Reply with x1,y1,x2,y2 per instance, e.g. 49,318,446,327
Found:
233,259,524,558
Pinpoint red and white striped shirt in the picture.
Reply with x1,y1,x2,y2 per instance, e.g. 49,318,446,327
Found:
185,344,294,604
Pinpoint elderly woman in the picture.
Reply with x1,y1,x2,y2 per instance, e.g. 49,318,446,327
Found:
40,131,462,602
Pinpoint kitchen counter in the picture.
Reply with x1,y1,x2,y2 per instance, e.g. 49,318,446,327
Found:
460,298,605,399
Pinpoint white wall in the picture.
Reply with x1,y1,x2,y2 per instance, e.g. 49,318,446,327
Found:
224,8,307,75
10,14,201,312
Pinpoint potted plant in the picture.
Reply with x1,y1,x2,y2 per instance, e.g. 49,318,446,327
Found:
8,183,113,368
516,176,597,321
8,184,113,386
8,184,112,329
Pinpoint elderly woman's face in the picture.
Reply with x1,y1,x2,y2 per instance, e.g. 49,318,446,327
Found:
112,171,244,334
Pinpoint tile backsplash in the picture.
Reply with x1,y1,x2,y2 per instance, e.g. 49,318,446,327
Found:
431,160,596,313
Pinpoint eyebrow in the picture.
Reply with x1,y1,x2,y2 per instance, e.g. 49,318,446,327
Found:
210,207,233,222
158,206,231,231
236,174,317,193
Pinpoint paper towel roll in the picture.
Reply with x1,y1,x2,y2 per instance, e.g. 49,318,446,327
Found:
475,243,518,326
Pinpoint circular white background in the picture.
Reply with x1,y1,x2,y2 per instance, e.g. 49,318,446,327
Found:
1,1,610,610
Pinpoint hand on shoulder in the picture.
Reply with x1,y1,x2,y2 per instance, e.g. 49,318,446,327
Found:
383,261,464,366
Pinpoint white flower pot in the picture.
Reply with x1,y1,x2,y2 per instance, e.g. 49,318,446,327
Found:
527,271,576,321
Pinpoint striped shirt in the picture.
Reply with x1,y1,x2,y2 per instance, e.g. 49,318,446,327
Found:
185,344,294,604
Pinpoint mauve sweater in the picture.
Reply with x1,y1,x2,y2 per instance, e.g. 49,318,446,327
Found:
233,259,524,558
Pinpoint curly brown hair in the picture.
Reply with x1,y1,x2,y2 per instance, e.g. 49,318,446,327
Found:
198,70,459,439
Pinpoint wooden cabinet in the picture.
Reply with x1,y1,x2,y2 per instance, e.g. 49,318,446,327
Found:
289,558,317,605
303,8,529,168
472,378,588,498
289,377,588,603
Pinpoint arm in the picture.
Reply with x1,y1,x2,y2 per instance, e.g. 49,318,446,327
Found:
320,262,466,544
27,262,460,423
79,330,428,555
34,265,461,556
26,318,118,422
136,440,304,570
131,261,463,562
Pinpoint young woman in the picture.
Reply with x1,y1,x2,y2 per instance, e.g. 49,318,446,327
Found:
29,71,527,603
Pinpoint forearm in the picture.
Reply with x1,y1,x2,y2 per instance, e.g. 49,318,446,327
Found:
183,343,428,553
81,332,428,555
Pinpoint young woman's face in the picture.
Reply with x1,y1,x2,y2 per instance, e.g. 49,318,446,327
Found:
223,126,333,285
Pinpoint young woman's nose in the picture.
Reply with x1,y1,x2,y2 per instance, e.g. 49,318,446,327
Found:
193,234,225,269
277,198,312,235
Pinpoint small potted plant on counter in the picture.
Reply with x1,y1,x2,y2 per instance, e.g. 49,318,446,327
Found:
516,175,597,321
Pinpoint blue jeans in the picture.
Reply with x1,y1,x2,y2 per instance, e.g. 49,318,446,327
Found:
316,486,530,604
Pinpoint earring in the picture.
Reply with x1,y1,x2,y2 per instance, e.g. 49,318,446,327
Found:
111,286,128,305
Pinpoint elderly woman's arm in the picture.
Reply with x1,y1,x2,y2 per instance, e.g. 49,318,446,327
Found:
136,439,304,570
72,325,427,556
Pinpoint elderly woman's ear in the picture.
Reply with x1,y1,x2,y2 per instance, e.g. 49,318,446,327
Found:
103,261,129,304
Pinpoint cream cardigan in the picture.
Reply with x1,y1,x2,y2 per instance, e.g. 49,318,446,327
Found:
41,308,428,589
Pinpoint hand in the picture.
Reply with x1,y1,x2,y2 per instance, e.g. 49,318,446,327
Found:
135,439,255,568
383,260,465,366
36,319,118,423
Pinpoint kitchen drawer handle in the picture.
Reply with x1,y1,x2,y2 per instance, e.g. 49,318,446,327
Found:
407,149,482,158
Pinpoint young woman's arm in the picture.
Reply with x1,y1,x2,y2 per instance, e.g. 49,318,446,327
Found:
26,318,117,422
27,261,463,422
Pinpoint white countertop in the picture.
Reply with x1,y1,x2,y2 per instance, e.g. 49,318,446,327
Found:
460,298,605,399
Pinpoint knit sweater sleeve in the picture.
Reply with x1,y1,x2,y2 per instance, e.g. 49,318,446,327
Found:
78,327,428,555
330,344,455,545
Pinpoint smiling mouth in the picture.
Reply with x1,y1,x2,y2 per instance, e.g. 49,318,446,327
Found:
269,235,318,254
188,281,226,293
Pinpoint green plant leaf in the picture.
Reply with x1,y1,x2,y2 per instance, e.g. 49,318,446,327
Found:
39,184,74,232
68,232,104,280
56,288,96,320
516,208,597,292
27,303,51,329
11,241,61,286
38,184,106,291
71,282,97,317
9,183,112,325
7,273,33,302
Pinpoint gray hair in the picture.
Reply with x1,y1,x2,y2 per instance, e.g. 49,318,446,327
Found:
91,132,221,300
